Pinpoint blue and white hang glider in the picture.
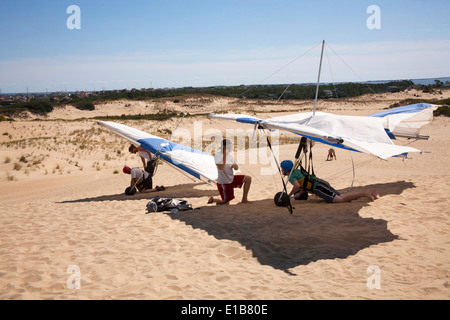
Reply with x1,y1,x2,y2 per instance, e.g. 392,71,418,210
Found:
208,102,437,160
97,121,218,184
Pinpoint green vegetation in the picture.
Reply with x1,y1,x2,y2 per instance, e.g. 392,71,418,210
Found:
72,98,95,111
0,99,54,116
0,115,14,122
94,111,178,121
434,105,450,117
1,80,417,117
236,80,414,99
116,80,412,100
94,110,208,121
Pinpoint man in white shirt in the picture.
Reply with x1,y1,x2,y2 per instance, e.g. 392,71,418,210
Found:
208,139,252,205
129,144,157,175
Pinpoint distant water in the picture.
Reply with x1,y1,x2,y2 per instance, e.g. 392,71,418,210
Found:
410,77,450,85
365,77,450,85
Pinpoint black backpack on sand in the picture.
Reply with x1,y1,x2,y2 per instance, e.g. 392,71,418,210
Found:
146,196,192,213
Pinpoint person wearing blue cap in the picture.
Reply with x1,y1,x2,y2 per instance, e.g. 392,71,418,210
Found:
280,160,379,203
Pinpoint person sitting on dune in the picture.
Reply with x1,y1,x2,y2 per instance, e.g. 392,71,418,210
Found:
208,139,252,205
280,160,379,203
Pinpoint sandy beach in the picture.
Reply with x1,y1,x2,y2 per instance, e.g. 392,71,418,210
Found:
0,89,449,300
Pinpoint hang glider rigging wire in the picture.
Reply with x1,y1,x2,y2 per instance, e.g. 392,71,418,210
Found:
261,127,294,214
239,42,323,99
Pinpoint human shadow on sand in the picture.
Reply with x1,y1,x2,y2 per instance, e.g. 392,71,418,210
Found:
165,181,415,275
58,182,217,203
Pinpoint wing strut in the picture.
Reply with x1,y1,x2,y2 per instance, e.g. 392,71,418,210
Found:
262,128,294,215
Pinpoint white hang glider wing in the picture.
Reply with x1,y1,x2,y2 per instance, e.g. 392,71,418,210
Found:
369,102,437,140
208,41,436,161
208,103,437,160
98,121,218,184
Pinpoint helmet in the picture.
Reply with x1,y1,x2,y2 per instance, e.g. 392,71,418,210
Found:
146,201,158,213
280,160,293,173
123,166,131,174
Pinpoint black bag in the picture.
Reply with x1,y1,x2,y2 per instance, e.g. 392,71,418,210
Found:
146,196,192,213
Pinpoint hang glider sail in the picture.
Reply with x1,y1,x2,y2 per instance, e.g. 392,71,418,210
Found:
208,41,436,160
98,121,218,184
208,102,437,160
369,102,437,140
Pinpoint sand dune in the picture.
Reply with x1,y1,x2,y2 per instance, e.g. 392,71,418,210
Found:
0,90,449,300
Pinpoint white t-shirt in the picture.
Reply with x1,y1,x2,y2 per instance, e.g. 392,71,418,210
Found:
130,168,148,182
214,151,236,184
138,150,151,162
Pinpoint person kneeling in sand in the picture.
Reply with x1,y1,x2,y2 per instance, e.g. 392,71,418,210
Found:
123,166,165,194
208,139,252,205
280,160,379,203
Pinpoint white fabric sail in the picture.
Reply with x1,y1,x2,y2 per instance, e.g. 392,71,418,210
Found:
209,103,436,160
98,121,218,183
369,103,437,138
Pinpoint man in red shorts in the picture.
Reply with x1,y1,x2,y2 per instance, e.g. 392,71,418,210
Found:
208,139,252,205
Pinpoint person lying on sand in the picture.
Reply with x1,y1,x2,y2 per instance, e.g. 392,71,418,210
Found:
208,139,252,205
123,166,165,194
280,160,379,203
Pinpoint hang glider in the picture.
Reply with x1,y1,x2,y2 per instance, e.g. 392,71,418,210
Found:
97,121,218,184
208,102,437,160
207,41,436,160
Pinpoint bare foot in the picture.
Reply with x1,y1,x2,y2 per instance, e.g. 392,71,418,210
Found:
371,189,380,199
364,190,375,202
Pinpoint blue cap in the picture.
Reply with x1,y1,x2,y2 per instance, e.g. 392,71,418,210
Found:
280,160,293,172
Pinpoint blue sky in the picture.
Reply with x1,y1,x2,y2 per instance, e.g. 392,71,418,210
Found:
1,0,449,93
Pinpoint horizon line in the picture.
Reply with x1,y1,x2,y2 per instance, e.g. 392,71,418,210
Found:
1,76,449,95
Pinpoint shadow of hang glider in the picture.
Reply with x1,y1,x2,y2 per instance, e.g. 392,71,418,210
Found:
165,181,414,275
57,182,217,204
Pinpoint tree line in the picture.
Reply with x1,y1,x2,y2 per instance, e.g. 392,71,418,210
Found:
0,80,442,117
